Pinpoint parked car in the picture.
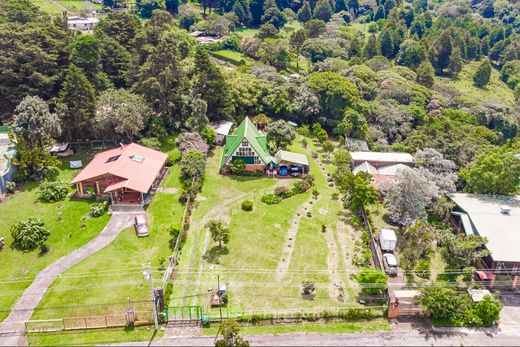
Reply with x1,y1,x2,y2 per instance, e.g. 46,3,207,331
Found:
383,253,398,276
134,215,149,237
290,165,300,177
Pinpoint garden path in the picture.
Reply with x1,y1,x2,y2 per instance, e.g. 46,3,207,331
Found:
0,210,140,335
275,195,316,281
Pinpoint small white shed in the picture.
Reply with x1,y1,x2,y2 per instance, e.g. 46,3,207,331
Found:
214,121,233,145
379,229,397,252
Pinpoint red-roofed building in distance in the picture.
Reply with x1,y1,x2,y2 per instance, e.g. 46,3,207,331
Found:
71,143,168,205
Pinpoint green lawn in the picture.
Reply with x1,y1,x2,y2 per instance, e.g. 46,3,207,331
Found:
27,326,163,346
210,50,249,65
171,137,362,317
234,27,259,38
436,61,516,107
29,0,66,15
203,319,390,336
0,153,110,322
31,140,185,319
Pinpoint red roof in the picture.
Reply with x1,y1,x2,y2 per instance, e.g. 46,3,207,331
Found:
71,143,168,194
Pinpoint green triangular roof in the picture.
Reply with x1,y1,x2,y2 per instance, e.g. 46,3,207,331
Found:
220,117,270,167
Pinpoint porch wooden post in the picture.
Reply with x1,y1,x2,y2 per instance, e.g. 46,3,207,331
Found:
512,275,519,290
78,182,84,195
95,181,100,195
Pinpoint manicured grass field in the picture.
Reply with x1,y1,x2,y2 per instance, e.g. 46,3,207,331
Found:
30,0,101,15
0,153,110,322
30,0,66,15
203,319,390,336
27,326,163,346
172,136,363,317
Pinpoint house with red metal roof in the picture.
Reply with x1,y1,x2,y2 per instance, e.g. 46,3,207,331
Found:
71,143,168,205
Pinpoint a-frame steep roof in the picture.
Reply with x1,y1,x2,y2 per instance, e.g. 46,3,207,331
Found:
221,117,270,167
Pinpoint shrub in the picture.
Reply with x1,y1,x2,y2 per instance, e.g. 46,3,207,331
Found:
39,243,50,254
11,217,50,251
242,200,253,211
301,174,315,186
293,180,311,194
200,127,216,147
5,181,16,194
230,159,245,174
414,258,431,279
37,180,69,202
261,194,282,205
312,189,319,199
90,202,108,217
138,137,161,150
332,192,339,200
274,186,289,197
166,151,180,166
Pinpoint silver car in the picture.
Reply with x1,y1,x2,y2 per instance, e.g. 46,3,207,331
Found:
134,215,149,237
383,253,398,276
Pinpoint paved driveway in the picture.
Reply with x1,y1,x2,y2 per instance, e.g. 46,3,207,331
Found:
0,211,139,335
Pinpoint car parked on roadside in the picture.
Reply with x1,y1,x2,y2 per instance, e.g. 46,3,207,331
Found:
134,215,149,237
383,253,398,276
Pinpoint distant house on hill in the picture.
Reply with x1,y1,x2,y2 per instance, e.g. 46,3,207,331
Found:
220,117,309,177
350,151,414,190
71,143,167,205
67,16,99,31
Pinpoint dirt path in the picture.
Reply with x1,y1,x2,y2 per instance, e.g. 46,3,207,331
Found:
323,225,345,301
0,211,138,335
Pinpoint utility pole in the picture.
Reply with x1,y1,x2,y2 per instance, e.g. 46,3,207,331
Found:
143,264,159,330
218,274,223,322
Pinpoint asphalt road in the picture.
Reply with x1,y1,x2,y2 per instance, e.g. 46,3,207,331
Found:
113,329,520,347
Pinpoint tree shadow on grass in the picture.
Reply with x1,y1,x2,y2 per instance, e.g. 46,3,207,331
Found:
203,245,229,264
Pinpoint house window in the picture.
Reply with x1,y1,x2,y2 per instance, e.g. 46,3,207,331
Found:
241,140,248,147
106,155,121,163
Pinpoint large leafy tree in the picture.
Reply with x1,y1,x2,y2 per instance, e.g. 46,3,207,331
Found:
179,150,206,179
215,319,250,347
386,168,438,227
417,286,471,322
441,231,490,270
307,72,359,122
207,220,231,248
335,171,379,213
95,89,151,140
11,137,60,180
250,0,266,25
265,120,296,149
258,39,293,71
462,147,520,195
301,38,333,63
12,96,61,146
99,35,135,88
58,65,96,140
193,48,230,121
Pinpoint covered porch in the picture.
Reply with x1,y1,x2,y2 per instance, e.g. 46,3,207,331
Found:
109,189,145,205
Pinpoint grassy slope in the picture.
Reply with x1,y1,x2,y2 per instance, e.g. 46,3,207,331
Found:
203,319,390,335
172,137,360,316
30,0,101,16
27,326,163,346
0,154,109,322
31,137,185,319
435,61,515,107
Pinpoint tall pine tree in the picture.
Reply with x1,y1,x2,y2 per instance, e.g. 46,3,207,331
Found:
363,33,379,59
193,48,230,121
59,65,96,140
250,0,265,25
313,0,333,22
473,59,491,87
335,0,347,12
379,30,395,59
297,0,312,22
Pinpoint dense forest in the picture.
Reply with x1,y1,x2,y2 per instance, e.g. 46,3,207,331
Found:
1,0,519,193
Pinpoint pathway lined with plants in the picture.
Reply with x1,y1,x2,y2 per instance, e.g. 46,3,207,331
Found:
0,211,139,334
275,195,317,281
